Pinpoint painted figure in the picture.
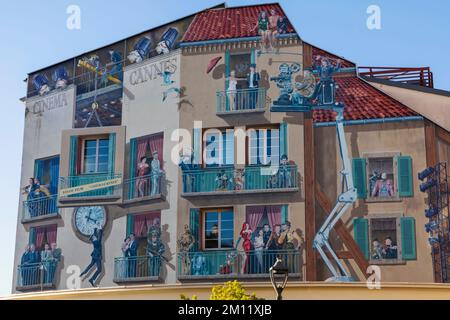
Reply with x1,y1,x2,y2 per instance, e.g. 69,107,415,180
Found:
270,63,301,106
266,170,279,189
240,222,253,273
23,178,40,218
278,154,292,188
80,227,103,287
32,74,50,96
227,70,238,111
146,230,165,276
383,237,398,259
147,218,161,240
371,239,383,260
215,170,230,191
156,27,179,55
268,9,280,51
266,224,282,268
277,16,289,34
107,50,123,82
177,225,196,275
371,172,394,197
127,233,138,278
253,11,270,52
41,243,53,284
150,150,163,196
26,244,41,286
20,245,31,286
233,168,245,190
128,36,152,63
136,156,150,197
52,67,69,90
246,63,261,109
192,253,208,275
254,229,265,273
312,56,341,105
369,171,381,197
48,242,61,284
279,221,303,272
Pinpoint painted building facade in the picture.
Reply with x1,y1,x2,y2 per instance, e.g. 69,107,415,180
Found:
12,2,450,295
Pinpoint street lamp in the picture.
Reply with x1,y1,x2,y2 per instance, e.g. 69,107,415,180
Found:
269,256,288,300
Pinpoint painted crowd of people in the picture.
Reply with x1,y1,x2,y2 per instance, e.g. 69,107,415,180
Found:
23,177,54,218
19,243,61,286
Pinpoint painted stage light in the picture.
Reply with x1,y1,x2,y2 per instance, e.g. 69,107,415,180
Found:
52,67,69,89
32,74,51,96
156,27,179,55
420,179,436,193
425,207,438,218
128,36,152,63
418,167,435,181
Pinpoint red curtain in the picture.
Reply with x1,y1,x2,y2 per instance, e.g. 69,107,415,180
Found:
148,134,164,169
35,227,46,249
136,139,149,175
46,225,57,245
245,206,265,232
267,205,282,229
145,211,161,229
134,212,161,237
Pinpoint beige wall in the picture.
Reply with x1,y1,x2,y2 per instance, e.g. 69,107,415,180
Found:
315,120,433,282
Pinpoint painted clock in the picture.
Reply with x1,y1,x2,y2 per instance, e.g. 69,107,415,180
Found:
74,206,107,237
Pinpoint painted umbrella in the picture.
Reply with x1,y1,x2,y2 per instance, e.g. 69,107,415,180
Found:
206,56,222,74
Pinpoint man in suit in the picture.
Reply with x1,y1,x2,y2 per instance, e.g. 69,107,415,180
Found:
20,245,31,286
80,228,103,287
127,233,138,278
246,63,261,109
49,242,62,284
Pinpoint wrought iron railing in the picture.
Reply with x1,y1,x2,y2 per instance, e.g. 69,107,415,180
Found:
358,66,434,88
182,165,298,194
216,88,266,113
114,255,162,282
59,173,122,198
22,194,58,221
16,261,58,290
177,250,301,278
123,173,164,201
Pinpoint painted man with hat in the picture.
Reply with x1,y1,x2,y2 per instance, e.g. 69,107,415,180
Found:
146,229,165,277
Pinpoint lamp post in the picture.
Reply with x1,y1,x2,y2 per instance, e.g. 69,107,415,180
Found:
269,256,288,300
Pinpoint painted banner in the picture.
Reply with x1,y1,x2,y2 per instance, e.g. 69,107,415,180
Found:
59,177,122,197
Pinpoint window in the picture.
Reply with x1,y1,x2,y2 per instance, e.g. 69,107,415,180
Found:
202,208,234,250
204,129,234,167
370,217,399,261
82,137,109,173
367,157,396,199
126,212,161,255
29,224,58,251
230,53,251,89
34,156,60,195
248,127,280,165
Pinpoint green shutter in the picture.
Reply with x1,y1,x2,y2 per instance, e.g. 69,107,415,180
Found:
397,156,413,197
400,217,416,260
225,50,230,111
108,133,116,175
126,214,134,236
280,122,288,159
34,159,44,182
29,227,36,245
250,48,256,65
128,138,137,199
69,136,78,176
189,208,200,252
352,158,367,199
193,128,201,165
353,218,369,260
281,205,288,224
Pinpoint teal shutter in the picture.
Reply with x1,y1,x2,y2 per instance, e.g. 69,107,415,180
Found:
108,133,116,175
126,214,134,236
69,136,78,176
353,218,369,260
250,48,256,65
280,122,288,159
400,217,416,260
189,208,200,252
281,205,288,224
34,159,44,182
225,50,230,111
29,227,36,245
352,158,367,199
397,156,413,197
128,138,137,199
193,128,201,166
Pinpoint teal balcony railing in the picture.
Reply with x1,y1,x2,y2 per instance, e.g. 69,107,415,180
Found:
22,194,58,221
59,173,122,198
16,261,58,291
177,250,301,279
216,88,266,114
113,255,162,283
182,165,298,195
123,173,164,202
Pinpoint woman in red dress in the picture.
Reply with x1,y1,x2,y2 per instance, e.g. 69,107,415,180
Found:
240,222,253,274
136,156,150,197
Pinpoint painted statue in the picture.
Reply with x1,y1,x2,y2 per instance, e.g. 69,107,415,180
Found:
371,172,394,197
150,150,163,196
80,227,103,287
177,224,196,275
146,230,165,276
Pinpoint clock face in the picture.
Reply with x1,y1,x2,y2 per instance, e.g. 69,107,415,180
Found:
74,206,107,237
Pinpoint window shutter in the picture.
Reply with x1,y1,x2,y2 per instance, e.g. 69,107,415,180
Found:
49,156,60,195
29,227,36,245
280,122,288,159
189,208,200,252
108,133,116,175
69,136,78,176
126,214,134,236
400,217,416,260
281,205,288,224
352,158,367,199
224,50,230,111
397,156,413,197
250,48,256,65
128,138,137,199
193,128,201,166
34,159,44,182
353,218,369,260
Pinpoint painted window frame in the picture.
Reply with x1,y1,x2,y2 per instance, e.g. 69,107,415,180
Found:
80,135,110,175
246,124,280,166
202,127,235,168
201,207,234,251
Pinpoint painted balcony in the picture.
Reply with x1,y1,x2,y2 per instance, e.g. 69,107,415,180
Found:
121,174,165,206
58,173,122,205
16,261,58,292
22,195,59,223
177,250,302,280
216,88,267,115
113,255,162,283
181,165,298,197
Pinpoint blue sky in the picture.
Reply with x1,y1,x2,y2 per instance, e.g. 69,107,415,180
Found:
0,0,449,296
